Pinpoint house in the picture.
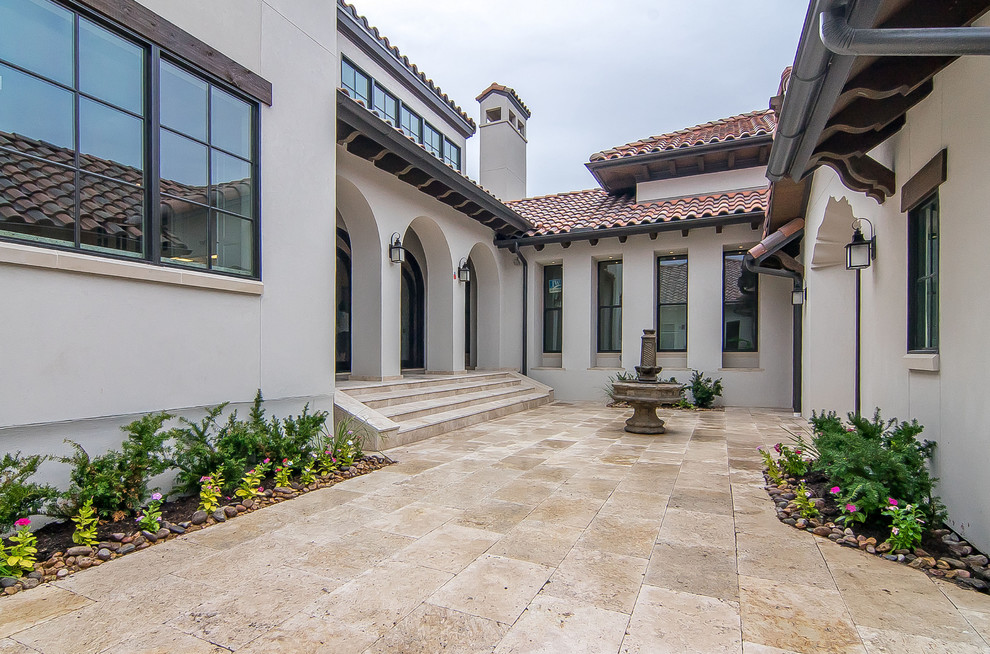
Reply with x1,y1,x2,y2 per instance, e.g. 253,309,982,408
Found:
767,0,990,552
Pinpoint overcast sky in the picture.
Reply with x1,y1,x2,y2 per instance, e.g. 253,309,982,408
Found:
357,1,810,198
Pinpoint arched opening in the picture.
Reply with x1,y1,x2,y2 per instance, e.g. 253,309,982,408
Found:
401,250,426,370
467,242,501,370
403,216,455,372
336,220,352,374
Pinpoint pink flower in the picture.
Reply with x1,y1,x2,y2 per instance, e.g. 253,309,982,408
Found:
263,458,270,464
257,487,264,492
830,486,841,495
15,518,30,527
888,498,898,506
200,476,212,482
774,443,782,453
891,526,900,535
794,449,802,455
151,493,162,501
845,503,858,513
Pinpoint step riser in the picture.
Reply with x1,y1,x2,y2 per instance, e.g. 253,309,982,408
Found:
344,372,514,397
363,379,521,408
384,387,534,422
383,395,553,449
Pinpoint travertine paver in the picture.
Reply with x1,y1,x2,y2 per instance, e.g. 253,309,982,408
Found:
3,403,990,653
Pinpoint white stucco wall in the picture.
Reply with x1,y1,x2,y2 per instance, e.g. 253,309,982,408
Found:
637,167,768,204
523,222,793,407
799,34,990,551
336,148,521,379
478,93,528,202
0,0,338,486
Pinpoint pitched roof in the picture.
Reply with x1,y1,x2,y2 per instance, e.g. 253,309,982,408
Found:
476,83,531,119
338,1,476,130
506,187,769,237
589,109,777,162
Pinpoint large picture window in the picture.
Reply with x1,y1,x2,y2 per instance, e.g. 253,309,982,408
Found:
598,260,622,353
543,264,562,353
908,193,939,351
723,251,758,352
657,255,688,351
0,0,259,277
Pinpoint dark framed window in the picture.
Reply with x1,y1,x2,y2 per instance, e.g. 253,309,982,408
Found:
423,123,442,158
657,255,687,351
443,138,461,171
400,104,422,143
908,193,939,351
372,84,398,126
0,0,259,277
723,251,758,352
341,58,370,106
543,264,562,353
597,260,622,353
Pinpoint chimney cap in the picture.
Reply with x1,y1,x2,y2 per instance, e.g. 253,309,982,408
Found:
476,83,531,119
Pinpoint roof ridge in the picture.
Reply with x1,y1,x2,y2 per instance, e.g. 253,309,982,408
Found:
338,1,476,130
506,188,604,204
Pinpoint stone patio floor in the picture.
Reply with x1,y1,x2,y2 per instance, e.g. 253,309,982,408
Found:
2,402,990,653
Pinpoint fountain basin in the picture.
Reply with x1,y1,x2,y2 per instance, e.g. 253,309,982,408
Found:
611,381,683,434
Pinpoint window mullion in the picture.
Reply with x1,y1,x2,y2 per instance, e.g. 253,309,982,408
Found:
148,46,161,264
73,13,81,249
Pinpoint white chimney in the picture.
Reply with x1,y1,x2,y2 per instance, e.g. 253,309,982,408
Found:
476,83,529,201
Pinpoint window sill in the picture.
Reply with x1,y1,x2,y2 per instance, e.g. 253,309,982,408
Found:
588,367,625,371
530,366,564,371
904,353,939,372
718,368,765,372
0,241,263,296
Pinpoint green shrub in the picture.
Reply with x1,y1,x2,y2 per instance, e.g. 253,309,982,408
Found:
258,403,328,467
0,452,58,532
169,403,260,496
810,409,944,525
688,370,723,408
59,412,173,517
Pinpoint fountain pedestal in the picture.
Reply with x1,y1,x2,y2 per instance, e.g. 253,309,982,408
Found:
613,328,683,434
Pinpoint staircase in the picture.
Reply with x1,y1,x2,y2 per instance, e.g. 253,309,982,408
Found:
335,372,553,449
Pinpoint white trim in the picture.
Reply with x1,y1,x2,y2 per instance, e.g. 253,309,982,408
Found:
904,352,940,371
0,241,263,295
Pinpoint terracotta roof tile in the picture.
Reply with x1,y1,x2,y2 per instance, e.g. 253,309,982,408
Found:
589,109,777,162
506,187,769,238
338,1,476,130
475,83,531,119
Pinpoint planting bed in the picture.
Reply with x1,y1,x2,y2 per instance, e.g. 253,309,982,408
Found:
763,471,990,594
0,455,392,598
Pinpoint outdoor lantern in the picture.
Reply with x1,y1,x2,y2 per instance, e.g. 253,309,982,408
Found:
791,287,805,306
388,232,405,263
845,219,876,270
457,258,471,282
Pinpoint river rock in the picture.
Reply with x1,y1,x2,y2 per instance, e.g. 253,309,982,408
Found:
21,578,40,589
941,557,967,569
948,543,973,557
156,527,171,540
191,511,208,525
813,526,832,536
110,533,126,542
118,544,136,555
66,546,93,558
212,509,226,522
96,548,112,561
4,586,19,596
223,506,238,518
168,524,186,535
909,556,936,569
141,530,158,543
77,557,93,569
964,554,989,568
242,499,254,510
962,578,989,591
876,542,892,553
55,569,68,579
0,577,18,588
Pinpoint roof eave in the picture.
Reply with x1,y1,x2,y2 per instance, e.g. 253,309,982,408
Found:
337,91,531,234
493,211,764,249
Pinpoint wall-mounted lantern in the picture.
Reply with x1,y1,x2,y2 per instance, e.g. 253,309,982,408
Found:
388,232,405,264
457,257,471,283
845,218,876,270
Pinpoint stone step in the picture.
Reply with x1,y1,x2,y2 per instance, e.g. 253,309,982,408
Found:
342,371,514,397
379,385,534,421
359,377,523,408
389,390,552,448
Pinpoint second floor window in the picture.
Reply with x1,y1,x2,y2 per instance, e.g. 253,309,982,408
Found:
341,58,370,106
543,264,562,353
908,193,939,351
723,251,758,352
657,255,688,351
400,105,422,143
443,138,461,171
598,260,622,353
424,123,442,158
373,84,398,126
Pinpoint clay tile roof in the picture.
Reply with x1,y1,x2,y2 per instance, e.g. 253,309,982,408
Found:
589,109,777,162
338,1,476,130
475,83,531,119
506,187,769,238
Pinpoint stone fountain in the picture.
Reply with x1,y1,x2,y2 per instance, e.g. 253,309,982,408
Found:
610,329,684,434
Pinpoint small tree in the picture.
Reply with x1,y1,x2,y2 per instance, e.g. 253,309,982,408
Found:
688,370,723,408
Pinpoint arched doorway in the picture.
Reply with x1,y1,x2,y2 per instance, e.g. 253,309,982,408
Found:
466,243,501,370
335,225,352,373
464,259,476,369
401,251,426,370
